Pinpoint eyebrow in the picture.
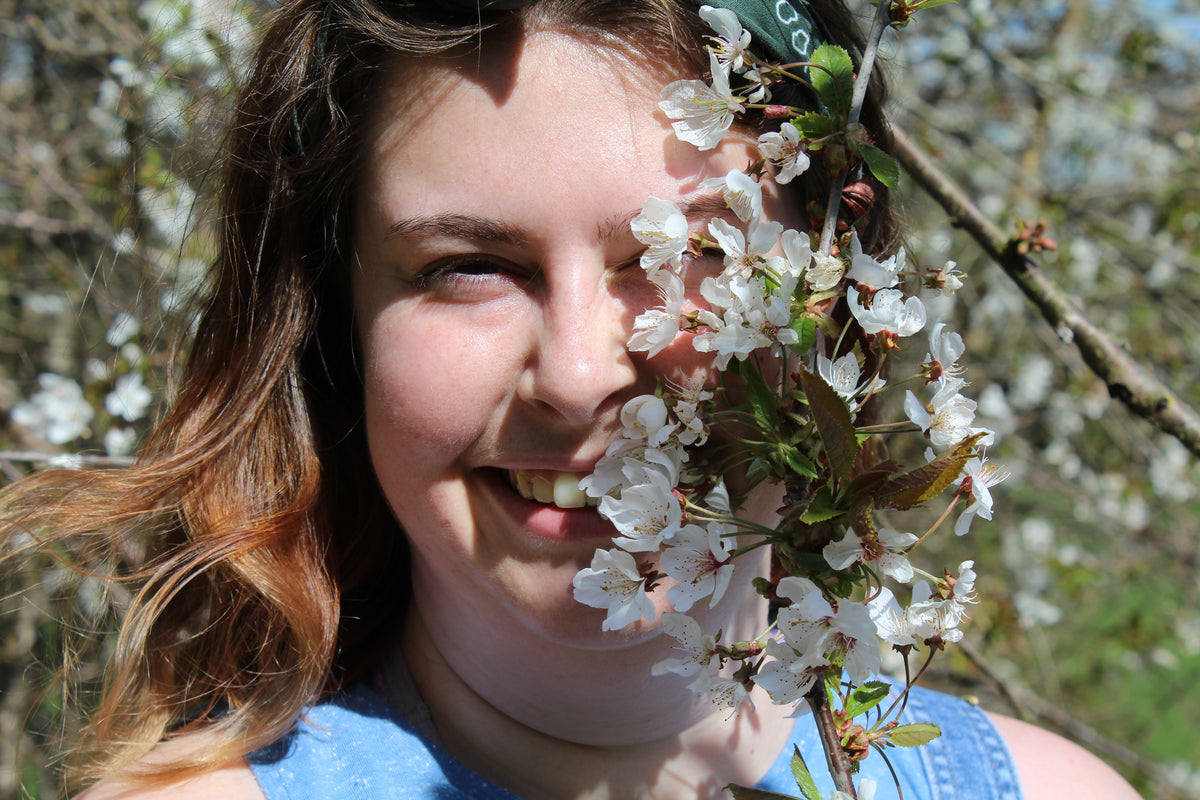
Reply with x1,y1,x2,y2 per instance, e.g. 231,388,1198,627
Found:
384,191,732,245
385,213,528,246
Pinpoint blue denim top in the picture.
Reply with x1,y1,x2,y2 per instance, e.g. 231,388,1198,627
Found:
248,680,1022,799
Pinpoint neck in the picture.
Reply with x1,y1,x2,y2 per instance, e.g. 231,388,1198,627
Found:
396,552,796,799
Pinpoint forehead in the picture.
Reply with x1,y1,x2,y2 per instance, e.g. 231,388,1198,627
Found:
356,32,755,223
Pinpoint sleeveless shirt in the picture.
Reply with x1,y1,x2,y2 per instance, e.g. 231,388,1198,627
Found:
248,677,1023,800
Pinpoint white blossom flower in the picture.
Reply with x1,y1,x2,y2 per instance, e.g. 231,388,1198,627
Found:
906,561,978,644
953,456,1011,535
707,217,784,276
659,52,743,151
848,286,927,337
867,587,921,648
758,122,810,184
847,232,904,290
693,668,753,712
826,600,883,683
630,270,688,357
781,228,813,278
739,65,772,103
579,439,684,500
620,394,676,447
12,373,94,445
925,322,965,380
774,576,834,658
105,371,153,422
671,393,709,446
815,353,885,403
632,196,689,276
662,522,736,612
652,612,720,678
807,253,846,291
817,353,860,400
773,576,880,682
822,528,918,584
905,376,994,449
693,272,797,368
104,426,138,457
693,307,755,369
599,468,683,552
702,169,762,223
754,637,828,706
927,260,965,295
572,548,656,631
699,4,752,73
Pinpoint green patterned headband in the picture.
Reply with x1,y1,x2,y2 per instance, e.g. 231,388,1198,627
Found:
696,0,824,63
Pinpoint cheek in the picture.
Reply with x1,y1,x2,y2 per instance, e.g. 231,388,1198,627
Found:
361,309,503,460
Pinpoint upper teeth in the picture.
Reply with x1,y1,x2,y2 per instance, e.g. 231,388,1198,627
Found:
509,470,597,508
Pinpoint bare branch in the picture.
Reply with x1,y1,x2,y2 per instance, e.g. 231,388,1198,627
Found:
891,125,1200,458
959,640,1187,800
0,450,135,468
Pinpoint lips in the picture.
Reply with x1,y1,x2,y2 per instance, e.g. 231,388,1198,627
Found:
478,467,614,543
506,469,600,509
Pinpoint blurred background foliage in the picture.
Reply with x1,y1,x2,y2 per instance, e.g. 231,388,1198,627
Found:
0,0,1197,797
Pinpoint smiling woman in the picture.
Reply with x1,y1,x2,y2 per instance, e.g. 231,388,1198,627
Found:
0,2,1140,800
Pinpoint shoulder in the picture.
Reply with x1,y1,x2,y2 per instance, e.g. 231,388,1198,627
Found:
77,762,263,800
74,731,266,800
986,712,1143,800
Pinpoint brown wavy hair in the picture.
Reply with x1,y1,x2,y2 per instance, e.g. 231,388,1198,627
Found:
0,0,892,788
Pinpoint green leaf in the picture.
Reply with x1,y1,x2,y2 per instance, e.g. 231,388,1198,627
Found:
799,485,841,524
886,722,943,747
800,369,859,479
788,316,818,357
789,746,823,800
810,44,854,119
781,445,819,480
842,681,891,719
792,111,839,144
852,142,900,189
726,784,809,800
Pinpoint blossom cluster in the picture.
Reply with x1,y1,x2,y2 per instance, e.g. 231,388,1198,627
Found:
573,5,1006,797
11,313,153,457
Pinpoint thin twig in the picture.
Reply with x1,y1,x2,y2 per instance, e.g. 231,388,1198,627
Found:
819,0,893,256
890,125,1200,458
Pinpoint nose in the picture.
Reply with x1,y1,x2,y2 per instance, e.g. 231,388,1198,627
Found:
519,269,640,425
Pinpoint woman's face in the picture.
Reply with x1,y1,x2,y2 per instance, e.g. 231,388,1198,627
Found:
353,32,788,648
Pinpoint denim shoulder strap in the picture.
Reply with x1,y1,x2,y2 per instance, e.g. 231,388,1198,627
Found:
902,685,1024,800
755,683,1023,800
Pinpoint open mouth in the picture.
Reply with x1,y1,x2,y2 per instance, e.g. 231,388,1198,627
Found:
505,469,600,509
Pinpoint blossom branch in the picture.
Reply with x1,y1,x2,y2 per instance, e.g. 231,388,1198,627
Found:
890,125,1200,458
806,680,858,798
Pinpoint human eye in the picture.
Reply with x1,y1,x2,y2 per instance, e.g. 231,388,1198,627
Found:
411,255,530,301
678,245,724,289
